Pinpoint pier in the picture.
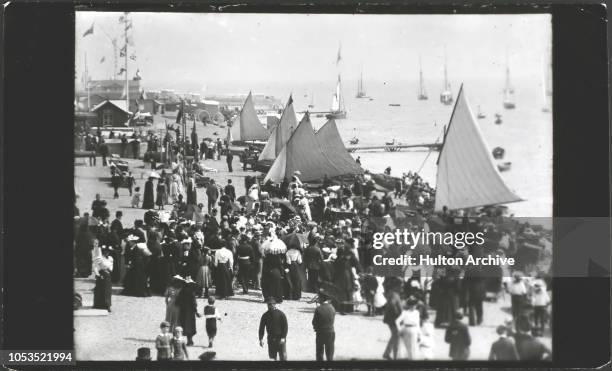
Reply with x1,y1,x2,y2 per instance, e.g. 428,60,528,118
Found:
346,143,442,152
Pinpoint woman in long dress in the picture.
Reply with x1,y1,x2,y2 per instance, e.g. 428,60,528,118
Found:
213,245,234,299
165,276,184,333
262,253,284,303
142,177,156,209
195,248,212,298
156,180,167,210
176,278,200,346
395,298,421,360
123,242,151,297
285,248,303,300
92,241,114,312
333,246,360,313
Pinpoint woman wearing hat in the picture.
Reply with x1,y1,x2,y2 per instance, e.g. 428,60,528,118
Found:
92,240,114,312
142,176,156,209
156,178,168,210
165,275,184,333
176,277,201,346
213,242,234,299
195,248,213,298
395,297,421,359
123,241,152,297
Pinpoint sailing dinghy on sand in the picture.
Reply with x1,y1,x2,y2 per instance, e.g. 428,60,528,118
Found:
230,91,270,143
434,85,522,212
264,113,362,183
257,95,298,171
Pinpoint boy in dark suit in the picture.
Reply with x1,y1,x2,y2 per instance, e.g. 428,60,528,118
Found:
489,325,519,360
312,294,336,361
259,298,288,361
445,311,471,360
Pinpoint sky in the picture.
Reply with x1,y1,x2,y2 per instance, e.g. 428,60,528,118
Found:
76,12,551,94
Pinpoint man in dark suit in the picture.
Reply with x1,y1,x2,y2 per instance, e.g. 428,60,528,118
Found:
224,179,236,203
465,265,486,326
445,311,471,360
513,320,552,360
312,294,336,361
236,235,254,294
489,325,519,360
206,179,219,214
303,240,324,293
259,298,288,361
382,288,403,360
226,150,234,172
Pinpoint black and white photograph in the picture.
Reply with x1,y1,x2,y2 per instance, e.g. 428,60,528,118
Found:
73,12,553,362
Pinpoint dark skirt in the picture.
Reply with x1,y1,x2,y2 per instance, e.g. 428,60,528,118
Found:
263,268,284,303
111,252,126,284
215,262,234,298
123,259,149,297
287,262,302,300
93,270,112,310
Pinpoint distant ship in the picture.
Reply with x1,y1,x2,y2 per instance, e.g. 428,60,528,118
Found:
356,70,367,99
503,52,516,109
477,105,486,119
439,47,453,105
417,56,428,100
326,74,347,119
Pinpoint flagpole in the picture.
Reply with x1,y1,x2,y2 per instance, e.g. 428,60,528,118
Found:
85,52,90,111
123,12,129,120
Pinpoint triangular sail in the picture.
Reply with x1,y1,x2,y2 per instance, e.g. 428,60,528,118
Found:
264,114,362,183
316,119,363,173
258,126,277,161
275,96,297,156
230,91,269,142
434,86,522,211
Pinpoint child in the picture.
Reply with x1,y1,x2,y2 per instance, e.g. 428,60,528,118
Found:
530,280,550,334
419,318,435,360
204,297,222,348
170,326,189,360
155,321,173,360
131,187,142,208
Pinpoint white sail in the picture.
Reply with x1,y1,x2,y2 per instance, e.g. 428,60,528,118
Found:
434,86,522,211
258,126,277,161
230,91,269,142
331,75,342,111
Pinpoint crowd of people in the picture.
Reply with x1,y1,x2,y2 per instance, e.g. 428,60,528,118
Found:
75,128,552,362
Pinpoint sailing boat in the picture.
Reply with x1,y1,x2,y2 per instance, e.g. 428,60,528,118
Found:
327,75,347,119
439,48,453,105
434,85,522,211
503,54,516,109
477,105,486,119
349,128,359,144
418,56,428,100
308,92,314,109
356,70,367,98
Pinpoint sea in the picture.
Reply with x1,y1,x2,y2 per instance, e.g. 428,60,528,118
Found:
201,77,553,218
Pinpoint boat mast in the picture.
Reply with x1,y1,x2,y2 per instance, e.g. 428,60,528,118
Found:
443,46,448,90
122,12,130,114
419,55,424,95
84,52,90,110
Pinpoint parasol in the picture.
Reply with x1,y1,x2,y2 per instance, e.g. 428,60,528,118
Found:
262,238,287,255
149,171,161,179
282,232,308,251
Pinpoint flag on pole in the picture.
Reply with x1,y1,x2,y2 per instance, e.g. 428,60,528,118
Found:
129,54,137,61
118,67,126,75
119,45,127,57
336,43,342,66
99,56,105,63
82,23,94,38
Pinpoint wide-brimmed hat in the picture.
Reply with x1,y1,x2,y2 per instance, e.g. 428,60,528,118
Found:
126,234,139,242
293,170,302,176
